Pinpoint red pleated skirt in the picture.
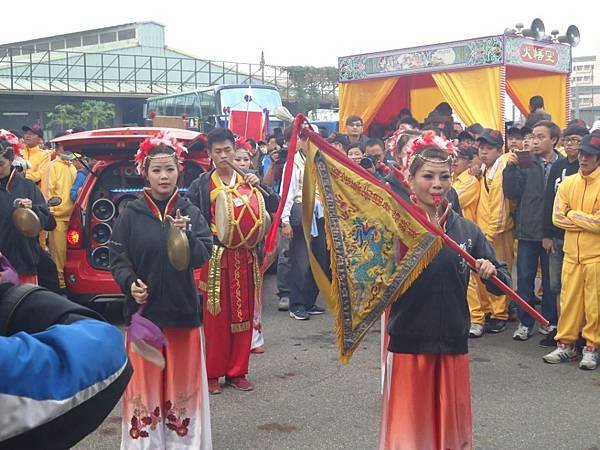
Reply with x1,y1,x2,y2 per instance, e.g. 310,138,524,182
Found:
379,352,472,450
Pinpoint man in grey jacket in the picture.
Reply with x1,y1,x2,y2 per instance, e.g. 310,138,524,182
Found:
503,120,563,341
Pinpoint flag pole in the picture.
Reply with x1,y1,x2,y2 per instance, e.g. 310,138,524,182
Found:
302,126,549,328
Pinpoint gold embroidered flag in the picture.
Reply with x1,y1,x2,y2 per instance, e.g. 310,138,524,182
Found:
301,133,444,363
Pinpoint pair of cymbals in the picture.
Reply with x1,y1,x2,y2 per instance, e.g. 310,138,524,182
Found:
12,207,41,238
166,225,190,271
12,197,62,238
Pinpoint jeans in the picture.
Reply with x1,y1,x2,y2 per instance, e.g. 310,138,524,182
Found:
548,238,564,295
276,231,291,299
288,219,329,312
516,240,557,328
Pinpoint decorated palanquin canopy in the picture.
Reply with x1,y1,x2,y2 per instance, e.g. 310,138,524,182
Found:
338,35,572,131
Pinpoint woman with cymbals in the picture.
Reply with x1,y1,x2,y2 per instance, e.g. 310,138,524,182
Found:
109,131,213,449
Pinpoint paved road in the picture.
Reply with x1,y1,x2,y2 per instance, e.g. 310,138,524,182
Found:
75,274,600,450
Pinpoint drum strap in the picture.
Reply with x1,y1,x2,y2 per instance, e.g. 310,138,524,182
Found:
209,171,242,234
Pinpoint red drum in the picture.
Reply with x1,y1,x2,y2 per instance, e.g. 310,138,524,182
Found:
215,184,270,249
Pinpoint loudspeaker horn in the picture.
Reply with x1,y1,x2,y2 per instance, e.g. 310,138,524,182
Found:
521,18,545,40
558,25,580,47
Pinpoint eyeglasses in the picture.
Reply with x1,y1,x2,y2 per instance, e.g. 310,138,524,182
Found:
348,122,363,128
564,138,582,145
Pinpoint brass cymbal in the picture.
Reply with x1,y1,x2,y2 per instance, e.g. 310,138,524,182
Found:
166,225,190,271
12,207,41,238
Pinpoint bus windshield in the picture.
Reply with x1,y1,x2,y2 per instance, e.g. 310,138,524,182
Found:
219,87,282,113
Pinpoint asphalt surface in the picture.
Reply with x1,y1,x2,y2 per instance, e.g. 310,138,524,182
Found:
75,274,600,450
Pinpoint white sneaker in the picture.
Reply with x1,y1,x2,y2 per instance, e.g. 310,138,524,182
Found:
579,346,598,370
469,323,484,338
538,325,557,335
512,323,534,341
542,343,579,364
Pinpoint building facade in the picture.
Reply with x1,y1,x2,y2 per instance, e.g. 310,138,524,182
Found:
0,22,288,135
571,54,600,125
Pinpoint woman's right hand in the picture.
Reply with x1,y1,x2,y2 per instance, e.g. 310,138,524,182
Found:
131,279,148,304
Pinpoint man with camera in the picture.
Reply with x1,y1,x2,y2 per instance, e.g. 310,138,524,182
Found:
503,120,563,341
364,138,391,179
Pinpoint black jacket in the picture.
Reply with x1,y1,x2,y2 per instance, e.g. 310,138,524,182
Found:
109,191,212,327
0,169,49,275
186,170,280,236
384,171,463,217
543,158,579,240
503,152,562,241
387,210,511,355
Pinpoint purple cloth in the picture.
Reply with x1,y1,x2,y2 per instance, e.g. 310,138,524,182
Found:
0,253,19,285
126,306,167,350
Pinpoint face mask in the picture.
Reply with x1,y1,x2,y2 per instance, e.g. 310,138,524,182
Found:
59,151,76,161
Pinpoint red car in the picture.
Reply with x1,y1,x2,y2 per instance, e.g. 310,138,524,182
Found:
53,127,210,306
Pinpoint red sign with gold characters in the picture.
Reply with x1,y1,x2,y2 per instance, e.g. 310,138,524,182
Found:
519,43,558,66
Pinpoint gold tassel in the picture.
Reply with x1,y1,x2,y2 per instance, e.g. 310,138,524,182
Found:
207,246,225,316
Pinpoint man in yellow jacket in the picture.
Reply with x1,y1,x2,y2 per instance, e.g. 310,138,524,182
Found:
21,126,51,196
475,130,514,333
452,144,486,337
543,133,600,370
47,137,77,289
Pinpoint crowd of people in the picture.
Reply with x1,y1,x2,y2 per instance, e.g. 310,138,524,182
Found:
0,93,599,448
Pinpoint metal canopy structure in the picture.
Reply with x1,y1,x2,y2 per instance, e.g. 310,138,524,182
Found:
0,50,290,97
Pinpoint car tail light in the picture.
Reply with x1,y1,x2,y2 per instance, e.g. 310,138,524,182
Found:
67,204,84,249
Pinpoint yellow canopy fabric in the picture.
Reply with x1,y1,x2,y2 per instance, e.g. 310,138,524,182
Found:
432,66,502,130
339,77,398,130
409,84,445,123
506,68,568,129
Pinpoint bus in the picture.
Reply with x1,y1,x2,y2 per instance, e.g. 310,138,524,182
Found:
145,84,284,140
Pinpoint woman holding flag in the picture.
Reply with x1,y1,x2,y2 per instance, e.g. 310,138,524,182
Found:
380,133,512,450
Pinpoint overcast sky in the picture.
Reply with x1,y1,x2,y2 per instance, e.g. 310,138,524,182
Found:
5,1,599,66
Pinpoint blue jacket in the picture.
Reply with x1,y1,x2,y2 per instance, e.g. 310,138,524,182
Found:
0,283,132,449
70,169,88,202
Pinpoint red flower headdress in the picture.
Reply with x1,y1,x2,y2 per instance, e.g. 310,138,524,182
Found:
0,129,21,157
403,130,456,171
234,135,253,152
134,131,188,174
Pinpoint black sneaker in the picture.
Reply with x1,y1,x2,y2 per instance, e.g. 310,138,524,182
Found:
308,305,326,315
289,308,310,320
485,318,507,333
538,330,557,348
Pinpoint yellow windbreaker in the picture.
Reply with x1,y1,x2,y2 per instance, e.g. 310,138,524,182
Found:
46,158,77,221
22,145,51,194
452,170,480,223
553,166,600,264
476,154,513,241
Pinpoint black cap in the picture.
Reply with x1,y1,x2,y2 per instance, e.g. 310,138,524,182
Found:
579,133,600,155
563,124,589,138
22,125,43,139
477,129,504,148
567,118,587,129
465,123,484,136
506,126,525,138
520,126,533,137
456,143,478,159
457,130,475,141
